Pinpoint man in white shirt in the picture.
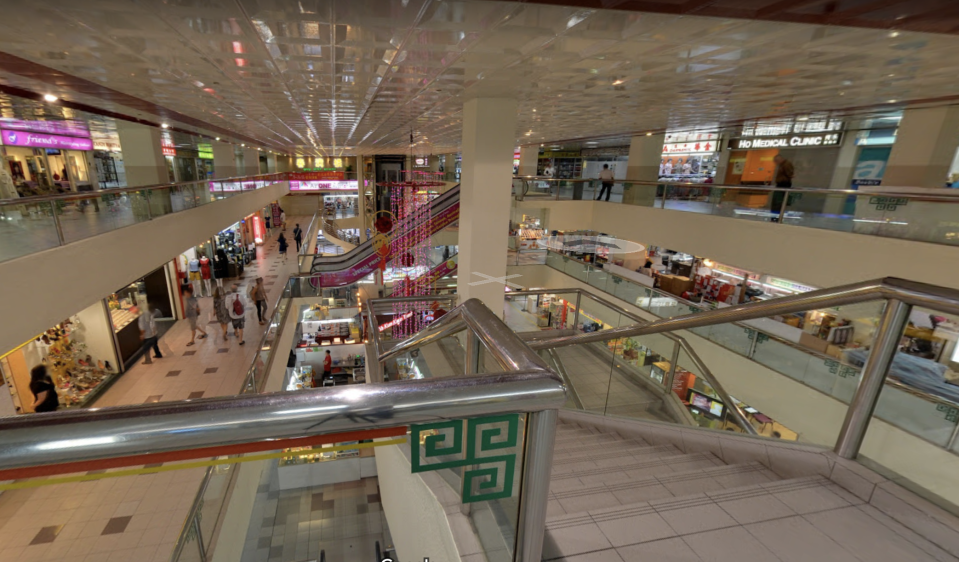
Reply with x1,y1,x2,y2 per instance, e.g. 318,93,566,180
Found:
225,284,247,345
138,304,163,364
597,164,615,201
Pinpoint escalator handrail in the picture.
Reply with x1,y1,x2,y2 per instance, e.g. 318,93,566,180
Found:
309,184,460,272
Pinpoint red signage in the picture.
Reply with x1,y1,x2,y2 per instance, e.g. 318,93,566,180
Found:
290,171,345,181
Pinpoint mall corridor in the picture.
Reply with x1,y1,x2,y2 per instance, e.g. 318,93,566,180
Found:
0,218,309,562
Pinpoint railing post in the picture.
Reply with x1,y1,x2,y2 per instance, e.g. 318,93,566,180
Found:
465,333,481,375
659,184,667,208
834,298,911,459
52,205,65,245
664,340,681,393
516,409,558,562
572,292,581,331
777,188,789,222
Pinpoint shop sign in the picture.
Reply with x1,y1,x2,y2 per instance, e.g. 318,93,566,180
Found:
197,151,214,160
711,263,760,280
541,151,580,158
765,277,817,293
728,132,843,150
414,156,430,167
301,167,338,172
0,118,89,138
290,180,357,191
162,147,176,157
93,140,122,152
664,132,718,144
289,171,345,181
0,129,93,151
851,147,892,188
662,141,718,154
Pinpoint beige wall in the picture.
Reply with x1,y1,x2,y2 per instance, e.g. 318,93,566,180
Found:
514,199,959,290
0,182,290,354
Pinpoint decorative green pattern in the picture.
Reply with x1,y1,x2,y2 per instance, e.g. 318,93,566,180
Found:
410,414,521,503
936,403,959,423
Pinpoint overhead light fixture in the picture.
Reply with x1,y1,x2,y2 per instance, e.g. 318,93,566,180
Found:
612,79,624,86
646,132,652,136
42,94,58,103
241,143,246,146
161,123,169,129
215,137,221,141
889,31,900,38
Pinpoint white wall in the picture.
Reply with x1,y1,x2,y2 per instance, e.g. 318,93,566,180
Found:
375,444,461,562
515,199,959,290
0,182,290,355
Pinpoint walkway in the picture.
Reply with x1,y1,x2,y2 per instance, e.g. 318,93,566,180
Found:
0,216,310,562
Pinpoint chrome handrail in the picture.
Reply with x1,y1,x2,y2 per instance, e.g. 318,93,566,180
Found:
298,201,322,257
0,172,287,205
513,175,959,201
506,288,757,435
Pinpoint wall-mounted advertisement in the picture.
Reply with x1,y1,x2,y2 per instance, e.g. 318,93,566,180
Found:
290,180,357,191
414,156,430,168
851,147,892,188
289,171,345,181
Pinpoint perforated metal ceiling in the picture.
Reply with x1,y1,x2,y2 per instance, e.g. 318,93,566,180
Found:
0,0,955,155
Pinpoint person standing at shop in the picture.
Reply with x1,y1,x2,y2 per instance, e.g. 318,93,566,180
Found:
138,303,163,364
323,350,333,382
184,285,208,346
293,223,303,252
250,277,269,325
770,154,795,222
597,164,615,202
29,365,59,413
212,286,230,340
226,284,247,345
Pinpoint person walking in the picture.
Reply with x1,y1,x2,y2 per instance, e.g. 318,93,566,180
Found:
183,285,208,346
138,303,163,364
278,232,289,262
280,208,287,231
29,365,59,413
212,285,230,340
770,154,795,221
250,277,269,325
293,223,303,252
597,163,615,202
225,284,247,345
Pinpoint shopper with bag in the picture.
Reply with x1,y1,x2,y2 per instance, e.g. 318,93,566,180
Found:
226,284,247,345
212,286,230,340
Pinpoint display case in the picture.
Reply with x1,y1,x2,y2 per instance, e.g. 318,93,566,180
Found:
277,442,377,490
107,284,147,366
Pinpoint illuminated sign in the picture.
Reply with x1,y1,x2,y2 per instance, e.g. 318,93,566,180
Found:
0,119,89,138
289,180,357,191
662,141,718,154
414,156,430,167
289,171,345,181
765,277,817,293
378,312,414,332
93,140,122,152
728,132,843,150
1,130,93,151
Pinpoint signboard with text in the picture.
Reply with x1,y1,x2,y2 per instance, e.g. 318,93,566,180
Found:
0,119,89,138
0,130,93,151
290,171,345,181
290,180,357,191
728,132,843,150
662,141,718,154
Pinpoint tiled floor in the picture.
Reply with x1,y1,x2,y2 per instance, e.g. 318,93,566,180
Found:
239,462,388,562
544,420,959,562
0,218,310,562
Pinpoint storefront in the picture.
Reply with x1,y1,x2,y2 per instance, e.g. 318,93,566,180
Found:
0,118,97,196
0,301,120,412
538,150,582,179
324,193,358,216
510,214,546,250
723,116,845,187
108,265,177,369
93,139,126,188
659,132,720,182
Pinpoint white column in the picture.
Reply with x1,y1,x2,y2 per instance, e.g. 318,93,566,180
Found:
115,121,170,186
243,148,260,175
518,146,538,176
458,98,518,315
882,106,959,187
211,142,237,178
266,153,277,173
623,134,664,205
356,153,368,238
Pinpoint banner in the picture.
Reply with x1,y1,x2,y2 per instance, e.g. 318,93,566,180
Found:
1,130,93,151
851,146,892,188
290,171,345,181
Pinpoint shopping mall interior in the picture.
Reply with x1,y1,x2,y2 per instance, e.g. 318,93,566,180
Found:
4,1,959,561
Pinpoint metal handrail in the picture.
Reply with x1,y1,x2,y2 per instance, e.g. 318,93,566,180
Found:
0,172,287,205
506,288,757,435
298,202,322,257
513,175,959,202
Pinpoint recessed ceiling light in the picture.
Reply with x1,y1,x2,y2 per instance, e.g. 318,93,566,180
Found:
889,31,900,38
887,99,898,103
42,94,58,103
161,123,169,129
646,132,652,136
612,79,624,86
215,137,220,141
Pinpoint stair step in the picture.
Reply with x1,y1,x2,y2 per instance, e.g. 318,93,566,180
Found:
552,450,724,488
553,441,661,465
553,433,647,452
548,462,778,517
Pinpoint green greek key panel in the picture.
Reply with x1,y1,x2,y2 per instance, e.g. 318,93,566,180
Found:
824,359,860,379
868,196,909,212
410,414,521,503
936,403,959,423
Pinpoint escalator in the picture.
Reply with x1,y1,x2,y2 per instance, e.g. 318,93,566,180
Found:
389,253,458,296
309,184,459,286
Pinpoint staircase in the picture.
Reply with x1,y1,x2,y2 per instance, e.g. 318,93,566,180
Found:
544,418,959,561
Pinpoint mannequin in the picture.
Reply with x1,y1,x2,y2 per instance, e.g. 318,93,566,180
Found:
188,256,202,296
213,248,228,286
199,254,212,297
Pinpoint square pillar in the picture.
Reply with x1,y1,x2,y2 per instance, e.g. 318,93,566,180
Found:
518,146,538,176
243,148,260,175
882,106,959,187
623,134,664,205
212,142,237,179
115,121,170,187
458,98,518,316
